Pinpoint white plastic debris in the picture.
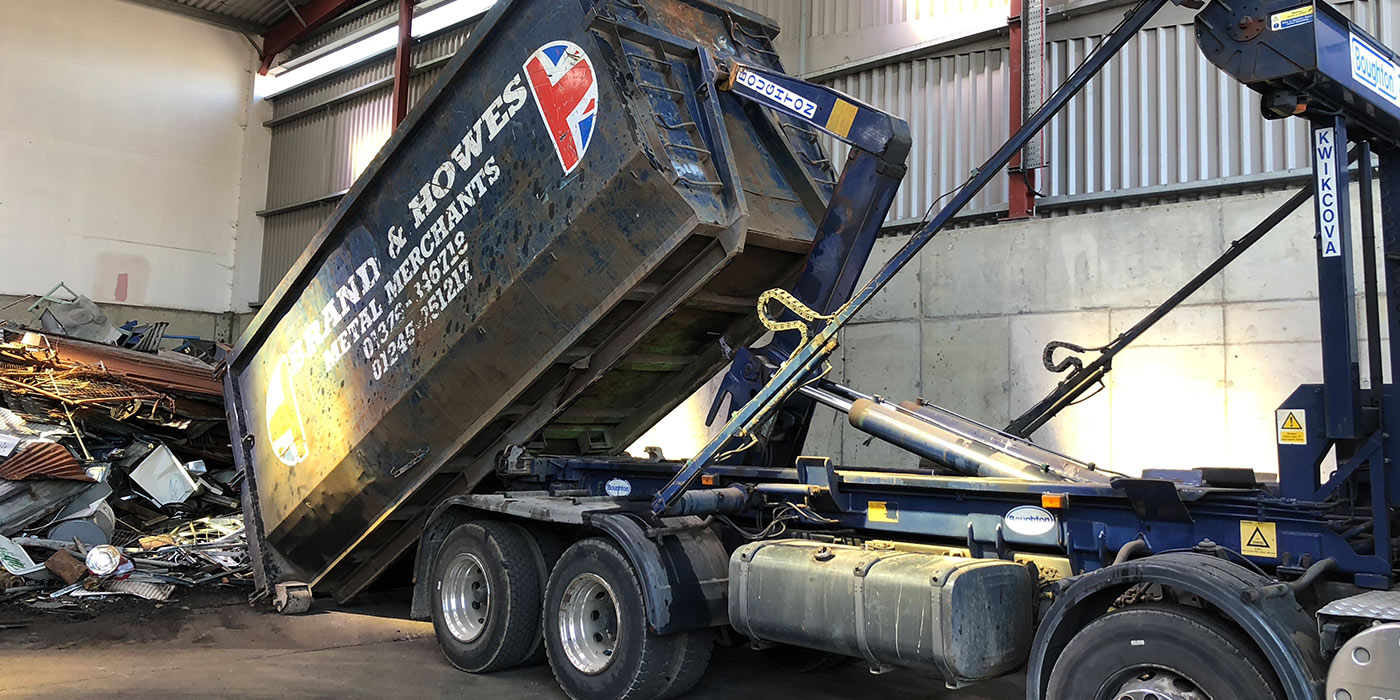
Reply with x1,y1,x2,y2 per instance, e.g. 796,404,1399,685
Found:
128,444,197,506
0,534,46,576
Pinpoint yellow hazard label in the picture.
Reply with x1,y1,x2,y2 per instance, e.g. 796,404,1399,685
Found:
1270,4,1314,30
1277,409,1306,445
867,501,899,523
826,99,858,139
1240,520,1278,558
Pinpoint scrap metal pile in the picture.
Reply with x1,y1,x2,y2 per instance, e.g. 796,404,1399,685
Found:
0,324,243,610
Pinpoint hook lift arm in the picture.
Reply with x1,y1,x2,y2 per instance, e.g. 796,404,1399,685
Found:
653,0,1179,514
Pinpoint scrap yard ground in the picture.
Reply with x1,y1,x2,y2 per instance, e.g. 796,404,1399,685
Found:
0,589,1025,700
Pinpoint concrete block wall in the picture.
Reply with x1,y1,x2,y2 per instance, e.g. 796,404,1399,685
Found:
796,186,1384,477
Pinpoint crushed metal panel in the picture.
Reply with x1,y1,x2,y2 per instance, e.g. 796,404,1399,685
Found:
0,479,89,537
0,442,90,482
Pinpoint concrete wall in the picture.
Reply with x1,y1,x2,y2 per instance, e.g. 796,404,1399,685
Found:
798,187,1384,477
0,0,263,316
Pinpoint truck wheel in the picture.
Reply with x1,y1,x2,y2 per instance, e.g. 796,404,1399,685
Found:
544,537,682,700
657,629,712,699
431,521,543,673
1046,603,1283,700
521,528,568,666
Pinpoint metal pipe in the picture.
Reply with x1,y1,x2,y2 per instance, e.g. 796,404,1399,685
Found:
1359,142,1384,389
798,384,854,413
664,486,752,516
899,400,1108,483
1288,557,1338,593
847,398,1063,482
1113,538,1149,565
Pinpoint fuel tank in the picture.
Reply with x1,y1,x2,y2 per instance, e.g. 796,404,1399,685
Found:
728,539,1035,685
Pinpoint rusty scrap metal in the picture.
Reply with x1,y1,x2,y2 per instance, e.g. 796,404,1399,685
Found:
43,548,87,584
0,442,90,482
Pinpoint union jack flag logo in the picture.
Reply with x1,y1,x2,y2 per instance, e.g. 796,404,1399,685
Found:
524,40,598,174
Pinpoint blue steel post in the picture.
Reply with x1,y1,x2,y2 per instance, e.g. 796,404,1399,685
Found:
1312,117,1362,439
1381,148,1400,507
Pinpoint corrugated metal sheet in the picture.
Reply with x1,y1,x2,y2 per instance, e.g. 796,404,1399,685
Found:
267,112,333,209
260,203,338,299
165,0,299,26
0,442,90,482
291,0,399,58
258,20,474,299
810,0,1006,34
795,0,1397,221
1038,0,1388,199
728,0,804,35
823,48,1010,220
271,58,395,120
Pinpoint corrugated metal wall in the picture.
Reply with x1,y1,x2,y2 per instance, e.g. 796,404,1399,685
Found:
258,0,1399,299
791,0,1393,220
258,20,475,300
823,50,1011,220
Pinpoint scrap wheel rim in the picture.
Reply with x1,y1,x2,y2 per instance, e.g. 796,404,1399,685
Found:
441,552,490,643
1108,667,1210,700
558,572,620,675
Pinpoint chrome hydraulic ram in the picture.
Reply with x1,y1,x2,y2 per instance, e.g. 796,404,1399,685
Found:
800,385,1109,483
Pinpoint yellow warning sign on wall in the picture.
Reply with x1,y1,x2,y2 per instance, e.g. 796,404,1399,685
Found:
1240,520,1278,558
1276,409,1306,445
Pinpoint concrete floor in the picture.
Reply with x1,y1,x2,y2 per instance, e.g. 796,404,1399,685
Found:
0,588,1026,700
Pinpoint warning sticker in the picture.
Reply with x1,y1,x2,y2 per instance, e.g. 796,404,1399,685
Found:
825,99,858,139
1240,520,1278,558
1277,409,1307,445
867,501,899,523
1270,4,1314,31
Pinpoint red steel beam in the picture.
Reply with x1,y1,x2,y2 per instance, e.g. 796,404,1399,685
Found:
391,0,414,125
258,0,367,75
1004,0,1037,220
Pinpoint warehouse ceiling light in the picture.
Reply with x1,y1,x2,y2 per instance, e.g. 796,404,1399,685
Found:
254,0,495,99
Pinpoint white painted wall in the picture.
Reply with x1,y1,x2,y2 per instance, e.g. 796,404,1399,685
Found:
0,0,262,314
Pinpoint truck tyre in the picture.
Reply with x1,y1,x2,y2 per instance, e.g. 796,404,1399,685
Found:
431,521,543,673
1046,603,1283,700
657,630,712,700
521,528,568,666
544,537,685,700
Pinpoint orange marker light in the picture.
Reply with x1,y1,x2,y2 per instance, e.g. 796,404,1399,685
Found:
1042,493,1068,509
701,474,717,486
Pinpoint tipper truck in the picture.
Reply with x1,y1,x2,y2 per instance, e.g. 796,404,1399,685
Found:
226,0,1400,698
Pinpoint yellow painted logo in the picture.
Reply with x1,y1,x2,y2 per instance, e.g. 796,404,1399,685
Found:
1277,409,1306,445
867,501,899,523
266,357,310,467
1240,520,1278,558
